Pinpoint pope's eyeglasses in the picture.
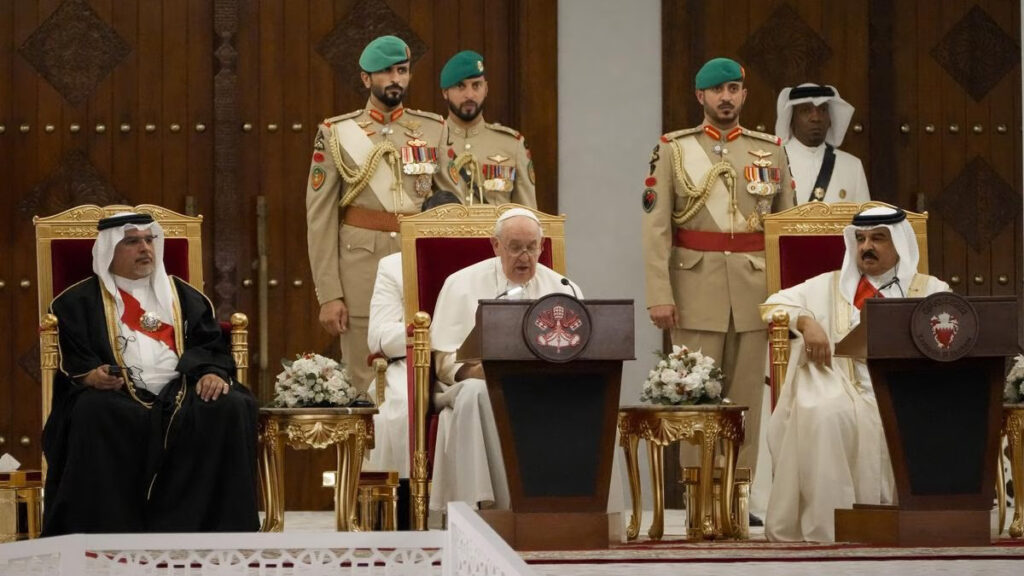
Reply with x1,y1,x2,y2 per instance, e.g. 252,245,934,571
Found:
499,240,542,258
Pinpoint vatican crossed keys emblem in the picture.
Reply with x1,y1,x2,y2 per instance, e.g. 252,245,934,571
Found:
533,304,583,352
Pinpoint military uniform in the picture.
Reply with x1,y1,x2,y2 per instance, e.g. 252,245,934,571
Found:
305,101,444,391
434,120,536,207
641,122,796,474
434,49,537,208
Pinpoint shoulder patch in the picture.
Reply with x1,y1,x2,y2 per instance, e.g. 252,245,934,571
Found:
486,122,523,140
741,128,782,146
323,110,362,125
661,126,703,142
406,108,444,123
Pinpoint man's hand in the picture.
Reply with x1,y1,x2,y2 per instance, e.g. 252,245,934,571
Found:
196,373,230,402
455,362,485,381
82,365,124,390
319,299,349,336
649,304,677,331
797,315,832,368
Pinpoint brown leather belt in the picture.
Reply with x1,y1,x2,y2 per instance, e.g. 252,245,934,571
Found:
674,229,765,252
342,206,415,233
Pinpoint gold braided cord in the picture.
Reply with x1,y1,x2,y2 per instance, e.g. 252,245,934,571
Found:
452,152,484,205
669,139,738,227
327,129,404,209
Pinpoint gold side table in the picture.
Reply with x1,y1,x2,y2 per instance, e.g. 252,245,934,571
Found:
618,404,747,541
999,404,1024,538
258,407,376,532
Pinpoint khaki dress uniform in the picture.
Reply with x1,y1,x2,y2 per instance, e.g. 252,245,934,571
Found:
641,123,796,474
434,119,536,207
306,101,444,392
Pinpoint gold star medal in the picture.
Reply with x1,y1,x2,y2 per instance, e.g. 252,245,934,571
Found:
140,311,162,332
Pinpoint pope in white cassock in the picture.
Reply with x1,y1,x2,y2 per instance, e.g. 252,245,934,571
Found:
776,84,870,204
428,208,581,510
760,206,948,542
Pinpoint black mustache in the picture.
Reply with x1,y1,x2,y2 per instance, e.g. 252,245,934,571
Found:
861,250,878,260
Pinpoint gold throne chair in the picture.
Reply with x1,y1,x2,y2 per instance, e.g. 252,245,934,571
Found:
762,201,929,407
398,203,566,529
34,204,249,466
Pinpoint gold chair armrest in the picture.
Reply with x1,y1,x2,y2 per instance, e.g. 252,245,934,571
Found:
411,311,431,531
373,357,388,406
230,312,249,387
39,314,60,477
769,310,790,410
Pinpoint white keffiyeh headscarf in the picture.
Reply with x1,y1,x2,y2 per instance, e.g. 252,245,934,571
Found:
775,83,855,148
839,206,919,306
92,212,175,326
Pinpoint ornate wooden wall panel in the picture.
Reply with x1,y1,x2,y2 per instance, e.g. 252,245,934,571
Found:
662,0,1022,508
0,0,556,511
1,0,217,469
0,0,11,462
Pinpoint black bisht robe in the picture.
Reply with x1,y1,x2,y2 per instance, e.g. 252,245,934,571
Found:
41,276,260,535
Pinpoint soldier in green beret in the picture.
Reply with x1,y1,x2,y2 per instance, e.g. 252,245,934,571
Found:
641,57,796,511
434,50,536,207
305,35,445,393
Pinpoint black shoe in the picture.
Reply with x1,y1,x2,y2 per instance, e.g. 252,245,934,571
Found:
748,513,763,527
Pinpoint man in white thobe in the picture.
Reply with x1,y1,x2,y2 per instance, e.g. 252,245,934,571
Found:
776,84,870,204
429,208,581,510
761,206,948,542
364,251,410,476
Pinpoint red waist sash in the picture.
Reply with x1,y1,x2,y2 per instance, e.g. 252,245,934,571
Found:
673,229,765,252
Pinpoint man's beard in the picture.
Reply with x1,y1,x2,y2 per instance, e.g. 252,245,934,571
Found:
704,103,739,126
449,99,483,123
373,83,405,108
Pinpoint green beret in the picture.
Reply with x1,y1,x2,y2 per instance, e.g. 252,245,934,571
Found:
359,35,410,73
695,57,744,90
440,50,485,90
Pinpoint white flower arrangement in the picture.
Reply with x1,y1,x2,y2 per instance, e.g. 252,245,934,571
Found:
641,345,724,406
272,353,357,408
1005,354,1024,404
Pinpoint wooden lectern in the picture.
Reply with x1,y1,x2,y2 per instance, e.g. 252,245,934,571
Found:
458,296,634,550
834,293,1019,546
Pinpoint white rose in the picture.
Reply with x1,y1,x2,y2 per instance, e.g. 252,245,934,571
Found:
704,380,722,398
682,372,703,392
660,369,682,385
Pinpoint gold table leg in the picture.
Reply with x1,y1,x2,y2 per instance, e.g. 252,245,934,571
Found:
259,420,285,532
622,432,642,540
698,430,718,539
720,436,738,538
998,444,1007,535
1008,411,1024,538
335,437,364,531
647,440,665,540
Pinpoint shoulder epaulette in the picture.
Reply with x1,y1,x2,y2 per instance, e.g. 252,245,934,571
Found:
406,108,444,123
741,128,782,146
660,127,703,142
322,110,362,126
485,122,523,140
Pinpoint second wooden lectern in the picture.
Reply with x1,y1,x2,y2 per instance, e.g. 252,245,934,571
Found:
835,293,1019,546
459,296,634,550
